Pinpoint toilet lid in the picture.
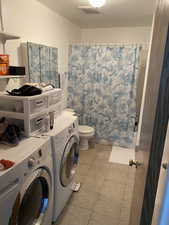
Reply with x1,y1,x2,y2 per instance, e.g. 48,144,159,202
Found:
79,125,94,134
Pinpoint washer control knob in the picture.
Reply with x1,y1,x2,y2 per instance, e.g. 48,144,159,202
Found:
28,158,36,169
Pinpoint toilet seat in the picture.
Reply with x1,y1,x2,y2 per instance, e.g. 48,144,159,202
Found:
79,125,95,137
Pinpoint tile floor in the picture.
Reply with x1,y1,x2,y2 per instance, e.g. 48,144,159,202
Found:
56,144,135,225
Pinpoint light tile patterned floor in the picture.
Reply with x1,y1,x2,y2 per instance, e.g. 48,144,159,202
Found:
55,144,135,225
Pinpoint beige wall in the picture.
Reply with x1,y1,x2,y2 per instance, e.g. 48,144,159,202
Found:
81,27,151,43
0,0,151,111
3,0,81,71
0,0,81,91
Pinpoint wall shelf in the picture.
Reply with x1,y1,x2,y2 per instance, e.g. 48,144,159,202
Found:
0,31,20,42
0,31,20,53
0,75,26,79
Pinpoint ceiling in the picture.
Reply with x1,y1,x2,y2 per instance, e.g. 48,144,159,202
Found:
37,0,156,28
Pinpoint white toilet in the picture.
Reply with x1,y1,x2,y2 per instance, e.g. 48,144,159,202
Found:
65,108,95,150
79,125,95,150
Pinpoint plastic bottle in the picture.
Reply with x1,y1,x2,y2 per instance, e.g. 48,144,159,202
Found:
44,114,50,132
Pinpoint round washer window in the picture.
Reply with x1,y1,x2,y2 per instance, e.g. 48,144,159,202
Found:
60,137,79,187
9,169,50,225
18,177,48,225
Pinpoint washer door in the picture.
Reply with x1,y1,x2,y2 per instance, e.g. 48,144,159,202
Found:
9,168,51,225
60,136,79,187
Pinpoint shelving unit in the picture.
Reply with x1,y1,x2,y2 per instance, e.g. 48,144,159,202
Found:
0,89,62,136
0,31,20,42
0,30,24,79
0,0,20,46
0,110,24,119
0,0,24,80
0,30,21,54
0,75,26,79
0,104,60,120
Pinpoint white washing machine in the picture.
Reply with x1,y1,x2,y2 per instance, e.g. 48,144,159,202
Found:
47,111,79,222
0,137,54,225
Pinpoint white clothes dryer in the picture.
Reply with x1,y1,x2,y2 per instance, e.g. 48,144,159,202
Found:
47,111,79,223
0,137,54,225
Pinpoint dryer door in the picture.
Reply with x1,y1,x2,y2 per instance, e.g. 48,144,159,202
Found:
9,168,51,225
60,136,79,187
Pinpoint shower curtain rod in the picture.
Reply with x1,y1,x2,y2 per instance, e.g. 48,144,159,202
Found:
69,42,149,48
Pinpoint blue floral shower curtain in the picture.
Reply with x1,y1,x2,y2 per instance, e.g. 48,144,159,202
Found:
68,44,141,147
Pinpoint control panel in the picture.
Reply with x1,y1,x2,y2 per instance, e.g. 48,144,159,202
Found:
28,157,36,169
27,142,49,170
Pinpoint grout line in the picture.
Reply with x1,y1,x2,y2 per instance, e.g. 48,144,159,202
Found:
86,209,94,225
64,145,134,225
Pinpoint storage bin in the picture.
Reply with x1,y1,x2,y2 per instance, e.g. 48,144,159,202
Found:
30,96,48,114
30,114,46,134
0,88,63,137
3,113,47,137
0,99,23,113
0,88,62,115
49,90,62,106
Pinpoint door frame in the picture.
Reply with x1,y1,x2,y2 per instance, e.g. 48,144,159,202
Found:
141,23,169,225
140,29,169,225
130,0,169,224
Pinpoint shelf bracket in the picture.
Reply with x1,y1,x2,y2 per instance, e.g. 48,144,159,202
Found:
0,0,4,32
2,39,6,54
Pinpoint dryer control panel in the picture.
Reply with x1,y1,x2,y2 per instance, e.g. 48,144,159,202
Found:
26,141,51,170
27,157,36,169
